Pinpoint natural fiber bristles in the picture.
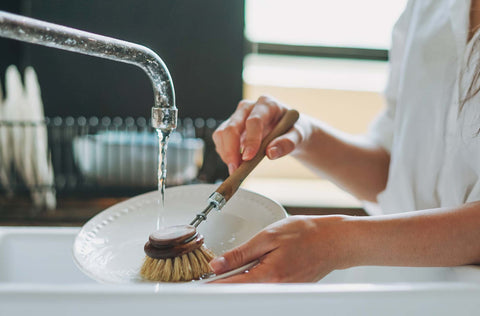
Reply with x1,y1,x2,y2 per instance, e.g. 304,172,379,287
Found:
140,246,215,282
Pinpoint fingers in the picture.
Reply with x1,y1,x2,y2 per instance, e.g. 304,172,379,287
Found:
210,250,295,283
213,95,290,173
266,126,303,160
213,122,242,175
213,100,255,173
210,260,273,283
241,100,284,160
209,231,277,275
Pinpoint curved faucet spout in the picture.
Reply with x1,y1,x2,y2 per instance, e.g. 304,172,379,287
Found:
0,10,177,132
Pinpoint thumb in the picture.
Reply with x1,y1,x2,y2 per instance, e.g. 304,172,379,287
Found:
265,127,302,160
209,234,273,275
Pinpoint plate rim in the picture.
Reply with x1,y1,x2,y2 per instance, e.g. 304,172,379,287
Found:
72,183,288,284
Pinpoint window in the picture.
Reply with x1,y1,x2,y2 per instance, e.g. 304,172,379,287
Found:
245,0,408,59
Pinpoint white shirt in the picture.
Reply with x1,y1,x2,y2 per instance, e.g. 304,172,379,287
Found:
368,0,480,214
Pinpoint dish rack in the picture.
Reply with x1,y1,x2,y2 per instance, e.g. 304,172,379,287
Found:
0,116,227,206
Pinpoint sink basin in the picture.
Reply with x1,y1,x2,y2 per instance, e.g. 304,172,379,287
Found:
0,227,93,284
1,226,479,316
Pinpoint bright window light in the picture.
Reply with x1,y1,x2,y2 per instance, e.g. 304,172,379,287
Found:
245,0,408,49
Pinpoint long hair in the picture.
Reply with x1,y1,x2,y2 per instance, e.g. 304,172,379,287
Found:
459,34,480,136
460,36,480,113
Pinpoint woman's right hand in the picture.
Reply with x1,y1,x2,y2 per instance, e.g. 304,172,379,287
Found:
212,95,305,174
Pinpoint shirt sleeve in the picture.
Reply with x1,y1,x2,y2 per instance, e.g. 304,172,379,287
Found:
367,103,395,152
367,1,414,153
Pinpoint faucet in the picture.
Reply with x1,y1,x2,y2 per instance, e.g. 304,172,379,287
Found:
0,10,177,133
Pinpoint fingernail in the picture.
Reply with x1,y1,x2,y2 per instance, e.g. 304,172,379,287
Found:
242,147,254,160
267,146,282,159
209,256,228,274
228,163,236,175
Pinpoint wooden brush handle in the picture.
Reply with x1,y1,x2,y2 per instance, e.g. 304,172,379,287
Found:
215,109,300,202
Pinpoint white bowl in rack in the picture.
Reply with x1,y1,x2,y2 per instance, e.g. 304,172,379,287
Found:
73,131,204,187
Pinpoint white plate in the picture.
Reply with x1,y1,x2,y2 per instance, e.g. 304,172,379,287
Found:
73,184,287,284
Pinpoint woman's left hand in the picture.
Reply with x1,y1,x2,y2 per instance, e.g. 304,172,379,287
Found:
209,215,355,283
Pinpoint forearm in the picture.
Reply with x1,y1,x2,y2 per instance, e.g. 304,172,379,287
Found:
292,114,390,202
343,201,480,268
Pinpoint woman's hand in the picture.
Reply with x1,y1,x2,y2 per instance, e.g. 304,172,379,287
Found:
209,215,355,283
213,95,305,174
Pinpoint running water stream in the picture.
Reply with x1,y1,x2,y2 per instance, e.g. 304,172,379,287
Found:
156,129,171,230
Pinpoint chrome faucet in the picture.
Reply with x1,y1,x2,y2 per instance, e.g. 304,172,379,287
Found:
0,10,177,133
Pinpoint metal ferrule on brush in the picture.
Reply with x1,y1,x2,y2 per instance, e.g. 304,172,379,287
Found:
208,192,226,209
190,192,226,228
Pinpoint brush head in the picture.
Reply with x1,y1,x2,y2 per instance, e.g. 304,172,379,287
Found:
140,246,215,282
140,224,215,282
148,224,197,246
144,224,205,260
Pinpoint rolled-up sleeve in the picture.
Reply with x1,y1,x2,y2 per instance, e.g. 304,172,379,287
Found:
368,103,395,152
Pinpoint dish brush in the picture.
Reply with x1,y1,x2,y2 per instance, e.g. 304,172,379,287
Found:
140,109,300,282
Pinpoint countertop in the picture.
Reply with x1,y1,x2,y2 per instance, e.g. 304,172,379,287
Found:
0,179,367,226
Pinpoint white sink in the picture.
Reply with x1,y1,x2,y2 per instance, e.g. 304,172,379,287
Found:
0,227,93,284
1,226,479,316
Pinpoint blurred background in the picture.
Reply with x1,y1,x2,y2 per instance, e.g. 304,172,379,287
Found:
0,0,406,223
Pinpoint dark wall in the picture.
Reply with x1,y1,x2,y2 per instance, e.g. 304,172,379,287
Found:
0,0,245,119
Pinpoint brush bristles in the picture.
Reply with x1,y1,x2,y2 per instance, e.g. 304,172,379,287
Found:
140,245,215,282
